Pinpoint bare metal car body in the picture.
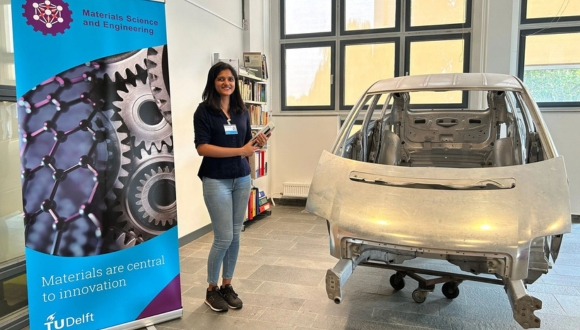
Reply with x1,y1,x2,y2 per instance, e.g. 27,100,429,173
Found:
305,73,571,329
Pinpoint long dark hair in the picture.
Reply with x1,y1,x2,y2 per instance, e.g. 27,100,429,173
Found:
201,62,246,114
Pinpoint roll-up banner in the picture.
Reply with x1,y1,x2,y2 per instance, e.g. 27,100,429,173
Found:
11,0,181,329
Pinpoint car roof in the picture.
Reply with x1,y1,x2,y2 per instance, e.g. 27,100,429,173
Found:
367,73,525,93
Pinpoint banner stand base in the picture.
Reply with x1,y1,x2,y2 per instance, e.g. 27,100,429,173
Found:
103,309,183,330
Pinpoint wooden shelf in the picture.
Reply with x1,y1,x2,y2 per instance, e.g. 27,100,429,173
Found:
239,72,267,82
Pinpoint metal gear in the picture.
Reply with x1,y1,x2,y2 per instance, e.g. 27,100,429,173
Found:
146,46,172,125
101,109,131,199
113,77,173,151
135,165,176,227
114,145,176,240
93,48,148,82
101,226,143,252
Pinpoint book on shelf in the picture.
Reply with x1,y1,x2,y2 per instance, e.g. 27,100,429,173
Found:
243,52,268,79
248,105,269,126
248,149,267,179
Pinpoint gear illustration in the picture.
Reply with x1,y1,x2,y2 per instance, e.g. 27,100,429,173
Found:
22,0,73,36
113,77,173,151
101,109,131,199
114,145,176,241
93,48,148,82
146,46,172,125
101,226,144,252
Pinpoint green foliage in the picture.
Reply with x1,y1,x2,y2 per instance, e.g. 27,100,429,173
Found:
523,68,580,103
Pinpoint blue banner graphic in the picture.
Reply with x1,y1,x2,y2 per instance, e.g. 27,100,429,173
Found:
11,0,181,329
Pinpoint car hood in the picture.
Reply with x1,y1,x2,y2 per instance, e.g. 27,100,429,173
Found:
306,151,571,277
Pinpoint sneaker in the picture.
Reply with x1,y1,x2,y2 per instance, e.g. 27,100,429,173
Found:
220,284,243,309
205,286,228,312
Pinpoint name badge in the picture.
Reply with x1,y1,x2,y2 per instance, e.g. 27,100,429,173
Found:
224,124,238,135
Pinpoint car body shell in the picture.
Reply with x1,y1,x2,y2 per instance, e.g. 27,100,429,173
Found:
305,73,571,329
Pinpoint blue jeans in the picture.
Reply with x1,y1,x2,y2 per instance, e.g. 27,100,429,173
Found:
202,175,251,285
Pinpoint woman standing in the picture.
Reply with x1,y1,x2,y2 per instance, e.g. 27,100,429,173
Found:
193,62,269,312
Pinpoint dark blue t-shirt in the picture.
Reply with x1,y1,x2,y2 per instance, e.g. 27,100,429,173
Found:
193,103,252,180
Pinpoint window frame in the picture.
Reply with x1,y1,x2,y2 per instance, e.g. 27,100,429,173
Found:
278,0,473,112
280,0,337,39
0,85,15,101
405,0,472,32
404,33,471,109
520,0,580,24
339,37,400,110
281,41,336,111
517,26,580,108
339,0,401,36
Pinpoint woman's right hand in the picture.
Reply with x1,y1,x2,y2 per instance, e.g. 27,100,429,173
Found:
240,140,260,157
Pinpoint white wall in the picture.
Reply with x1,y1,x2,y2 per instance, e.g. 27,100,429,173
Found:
270,116,339,198
542,112,580,214
166,0,244,238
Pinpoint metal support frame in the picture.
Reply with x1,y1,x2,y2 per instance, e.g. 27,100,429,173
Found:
326,258,543,329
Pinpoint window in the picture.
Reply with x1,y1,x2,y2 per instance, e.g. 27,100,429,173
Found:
341,0,400,34
281,0,336,38
521,0,580,24
281,42,335,110
280,0,472,111
406,0,471,31
0,1,27,328
519,0,580,107
341,38,399,108
405,34,470,107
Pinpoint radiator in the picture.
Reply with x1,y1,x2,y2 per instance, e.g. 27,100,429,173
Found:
282,182,311,198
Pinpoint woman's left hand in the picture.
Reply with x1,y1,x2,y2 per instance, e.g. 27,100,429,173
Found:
254,133,269,148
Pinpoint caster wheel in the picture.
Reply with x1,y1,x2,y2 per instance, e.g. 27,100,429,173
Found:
412,289,427,303
442,282,460,299
389,274,405,291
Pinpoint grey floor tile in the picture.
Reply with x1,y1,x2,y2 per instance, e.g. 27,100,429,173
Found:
240,292,306,311
448,316,520,330
257,307,317,327
254,281,328,300
241,237,297,250
259,221,316,232
371,309,452,330
248,264,326,286
273,256,337,270
551,264,580,277
228,261,264,279
179,257,207,274
527,282,580,296
554,293,580,316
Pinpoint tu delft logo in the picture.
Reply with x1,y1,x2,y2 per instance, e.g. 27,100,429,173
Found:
44,312,95,330
22,0,73,36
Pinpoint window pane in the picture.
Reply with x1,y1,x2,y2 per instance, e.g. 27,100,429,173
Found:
0,274,27,320
344,0,397,31
523,32,580,103
285,46,332,107
285,0,332,35
0,101,23,264
526,0,580,19
410,0,467,27
0,2,15,86
409,38,465,104
344,42,396,105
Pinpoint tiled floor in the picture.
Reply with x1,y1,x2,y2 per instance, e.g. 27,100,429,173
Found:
154,204,580,330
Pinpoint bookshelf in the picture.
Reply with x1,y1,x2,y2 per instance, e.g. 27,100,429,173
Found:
240,57,272,224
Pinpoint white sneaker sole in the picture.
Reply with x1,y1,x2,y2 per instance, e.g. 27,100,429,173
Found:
205,299,228,312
